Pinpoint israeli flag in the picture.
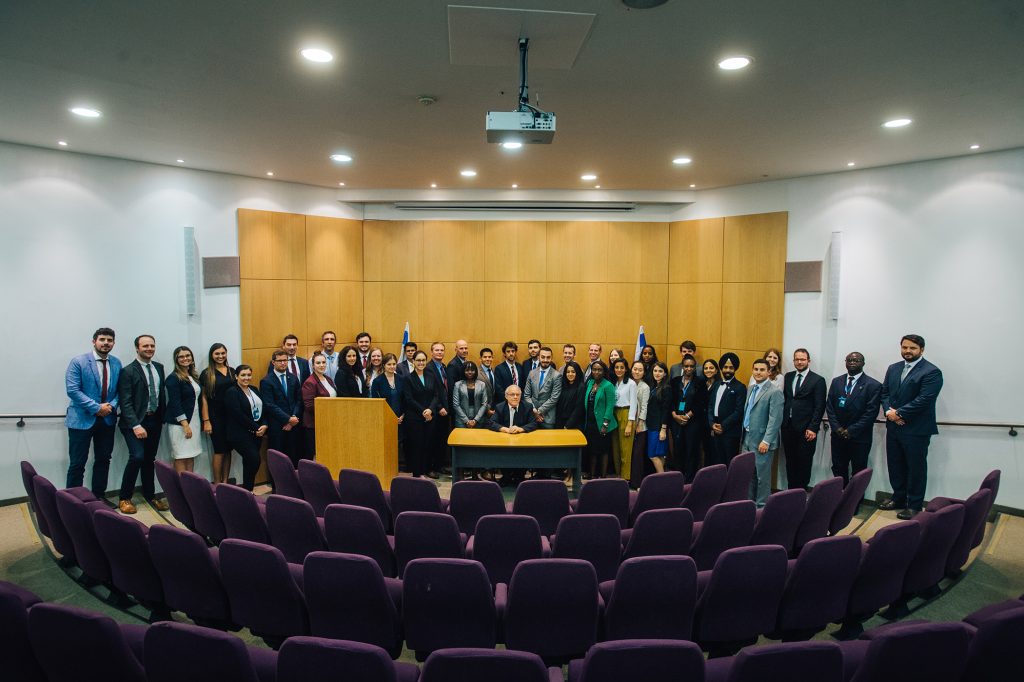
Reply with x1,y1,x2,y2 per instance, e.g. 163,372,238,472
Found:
633,325,647,361
402,322,410,347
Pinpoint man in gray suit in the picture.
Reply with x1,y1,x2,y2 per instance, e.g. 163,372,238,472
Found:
742,358,784,507
524,347,562,428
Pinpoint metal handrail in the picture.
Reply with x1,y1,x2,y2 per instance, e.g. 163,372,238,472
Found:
0,414,66,427
822,418,1018,437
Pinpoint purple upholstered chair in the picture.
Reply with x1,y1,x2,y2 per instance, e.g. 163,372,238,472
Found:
266,448,304,499
278,636,420,682
394,511,466,578
962,604,1024,682
54,488,112,585
704,640,843,682
621,507,693,560
297,459,342,516
840,622,971,682
404,558,498,660
567,639,705,682
602,556,697,642
218,538,308,647
266,494,326,563
27,603,146,682
792,477,844,555
179,471,227,544
390,475,448,516
962,594,1024,628
32,474,101,565
449,480,507,535
154,459,196,530
0,580,45,682
512,480,572,537
690,500,757,571
680,465,728,522
302,551,403,658
926,469,1000,548
882,502,964,618
552,514,622,582
421,648,560,682
773,535,862,640
21,461,57,538
749,489,807,555
937,488,992,577
339,468,393,530
571,478,630,527
214,483,270,544
504,558,601,664
467,514,549,585
630,471,686,525
144,620,277,682
827,468,872,536
721,451,756,503
694,545,788,657
92,509,167,617
323,503,397,577
148,524,233,628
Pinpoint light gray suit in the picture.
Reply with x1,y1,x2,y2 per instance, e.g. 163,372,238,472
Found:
452,379,490,427
741,380,784,507
524,365,562,428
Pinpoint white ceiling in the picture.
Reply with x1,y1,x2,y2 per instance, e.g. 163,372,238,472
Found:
1,0,1022,191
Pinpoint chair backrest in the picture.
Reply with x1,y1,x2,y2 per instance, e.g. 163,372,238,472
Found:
792,477,844,554
449,480,507,535
403,558,498,659
846,520,921,618
390,475,446,516
179,471,227,544
962,604,1024,682
575,478,630,527
749,489,807,554
219,538,308,644
278,636,401,682
605,556,697,641
696,545,789,645
512,479,571,537
266,494,326,563
828,467,873,535
144,621,260,682
470,514,545,585
147,524,231,624
680,465,727,522
154,459,195,529
945,488,992,576
323,503,397,577
394,511,465,578
623,507,694,560
27,603,145,682
574,639,706,682
903,503,965,595
721,451,756,503
690,500,757,571
20,461,49,537
776,535,862,635
849,622,971,682
552,514,622,582
214,484,270,544
339,468,392,530
727,640,843,682
54,489,110,582
0,580,45,682
632,471,687,524
92,509,164,605
31,475,76,561
302,551,402,658
266,449,304,499
420,648,552,682
297,459,342,516
504,558,600,662
972,469,1001,547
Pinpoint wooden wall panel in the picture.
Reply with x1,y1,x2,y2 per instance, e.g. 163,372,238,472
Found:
720,282,785,351
363,220,423,281
420,282,486,342
362,281,422,342
306,216,363,281
605,283,668,345
422,221,486,281
667,282,723,349
238,209,306,280
306,281,364,344
240,279,307,350
482,282,546,342
605,222,670,283
668,218,724,283
722,212,788,282
546,221,608,282
545,282,606,343
483,221,547,282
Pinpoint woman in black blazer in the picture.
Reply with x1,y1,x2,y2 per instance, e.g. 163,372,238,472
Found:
400,350,443,478
671,356,709,482
165,346,203,472
223,364,268,491
336,345,366,398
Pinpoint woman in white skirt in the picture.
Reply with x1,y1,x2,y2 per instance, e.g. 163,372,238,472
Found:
165,346,203,472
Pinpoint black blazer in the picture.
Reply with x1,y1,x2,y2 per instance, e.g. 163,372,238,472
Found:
401,371,444,423
259,371,304,428
825,373,882,443
336,367,366,398
427,360,451,406
223,384,268,442
266,356,311,384
492,361,526,401
164,372,198,425
782,370,827,432
671,376,708,430
880,358,943,436
488,400,539,432
555,383,586,430
446,356,465,396
117,360,166,429
706,379,747,434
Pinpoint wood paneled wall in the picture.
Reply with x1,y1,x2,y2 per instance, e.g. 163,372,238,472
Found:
239,209,787,384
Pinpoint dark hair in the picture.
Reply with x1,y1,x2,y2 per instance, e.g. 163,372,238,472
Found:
134,334,155,349
528,339,541,347
902,334,926,348
93,327,115,341
283,334,298,344
480,347,493,356
463,360,478,378
404,341,417,351
382,353,398,369
752,358,769,369
235,364,253,375
680,340,696,352
719,352,740,369
203,343,234,397
272,350,289,361
171,346,199,382
611,358,630,384
540,346,553,355
412,350,428,363
356,332,372,342
702,358,721,382
589,360,608,383
502,341,518,353
652,361,671,401
681,355,698,367
340,345,358,367
311,350,324,360
563,343,576,353
561,361,583,385
641,344,658,363
793,348,810,360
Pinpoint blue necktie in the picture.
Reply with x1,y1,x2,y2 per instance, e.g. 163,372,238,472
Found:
280,373,288,398
743,383,760,430
539,369,546,387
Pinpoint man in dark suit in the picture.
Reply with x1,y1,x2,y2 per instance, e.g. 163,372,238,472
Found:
825,351,882,485
396,341,417,377
879,334,943,519
446,339,470,392
781,348,827,490
268,334,311,384
707,352,747,466
117,334,167,514
356,331,373,382
493,341,526,399
488,385,538,434
523,339,542,375
427,341,451,478
260,350,304,466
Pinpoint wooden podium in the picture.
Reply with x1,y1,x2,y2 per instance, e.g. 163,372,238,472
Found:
314,397,399,488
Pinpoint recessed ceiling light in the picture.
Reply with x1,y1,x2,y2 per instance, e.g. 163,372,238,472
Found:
176,159,185,163
330,153,353,163
460,169,477,177
718,56,751,70
430,183,437,188
883,118,912,128
501,141,523,150
300,48,334,63
847,161,856,167
70,106,102,118
672,157,692,165
581,173,598,181
511,184,518,189
689,184,696,188
338,182,346,186
969,144,980,150
266,171,274,176
57,140,68,146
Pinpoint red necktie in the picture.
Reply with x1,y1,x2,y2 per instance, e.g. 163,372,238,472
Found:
511,365,518,385
290,358,298,377
99,359,108,402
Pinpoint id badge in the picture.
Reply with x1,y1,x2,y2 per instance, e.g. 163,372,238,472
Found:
677,400,686,412
837,396,847,409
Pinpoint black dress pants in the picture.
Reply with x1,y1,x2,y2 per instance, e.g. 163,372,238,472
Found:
830,436,872,485
782,425,816,490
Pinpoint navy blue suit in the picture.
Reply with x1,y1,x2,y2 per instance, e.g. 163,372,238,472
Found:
706,379,747,466
781,370,827,490
487,400,539,433
492,361,526,403
267,356,311,385
825,373,881,484
880,358,943,510
260,371,304,465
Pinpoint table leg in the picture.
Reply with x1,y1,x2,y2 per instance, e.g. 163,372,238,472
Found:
572,447,582,494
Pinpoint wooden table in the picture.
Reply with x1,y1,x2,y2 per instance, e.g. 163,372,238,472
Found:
448,428,588,493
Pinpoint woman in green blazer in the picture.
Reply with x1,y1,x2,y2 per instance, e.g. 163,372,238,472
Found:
584,360,618,479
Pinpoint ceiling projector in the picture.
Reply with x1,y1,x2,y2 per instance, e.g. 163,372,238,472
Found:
486,37,556,145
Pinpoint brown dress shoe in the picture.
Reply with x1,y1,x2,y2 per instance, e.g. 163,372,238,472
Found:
118,499,137,514
150,498,170,512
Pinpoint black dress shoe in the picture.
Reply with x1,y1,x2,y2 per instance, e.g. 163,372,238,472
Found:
897,508,920,520
878,498,900,511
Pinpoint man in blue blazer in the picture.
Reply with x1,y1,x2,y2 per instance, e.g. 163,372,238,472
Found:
707,352,747,467
260,350,304,466
879,334,943,519
65,327,122,499
825,352,882,485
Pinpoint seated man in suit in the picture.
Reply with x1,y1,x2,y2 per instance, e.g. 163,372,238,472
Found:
742,359,785,507
826,351,882,485
489,385,538,434
260,350,304,466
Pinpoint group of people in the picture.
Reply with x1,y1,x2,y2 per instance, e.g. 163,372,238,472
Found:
66,327,942,518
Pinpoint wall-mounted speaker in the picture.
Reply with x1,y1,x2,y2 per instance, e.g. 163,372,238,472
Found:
828,231,842,320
